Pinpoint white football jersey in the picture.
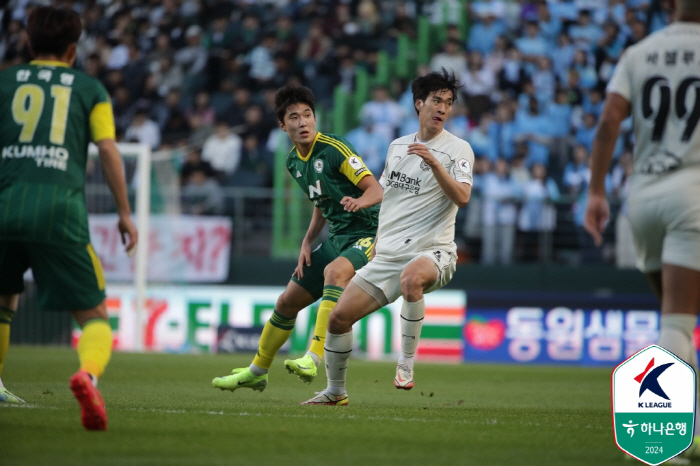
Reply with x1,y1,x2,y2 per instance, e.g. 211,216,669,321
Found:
376,130,474,259
607,22,700,190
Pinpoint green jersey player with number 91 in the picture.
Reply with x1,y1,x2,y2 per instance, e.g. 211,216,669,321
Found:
0,6,137,431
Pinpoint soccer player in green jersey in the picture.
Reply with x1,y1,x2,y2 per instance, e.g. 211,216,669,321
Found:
212,85,382,392
0,7,137,431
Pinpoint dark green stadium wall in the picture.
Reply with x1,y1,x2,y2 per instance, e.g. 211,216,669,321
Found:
228,258,652,295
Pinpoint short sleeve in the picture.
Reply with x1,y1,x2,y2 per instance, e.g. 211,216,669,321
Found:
378,145,392,186
451,141,475,185
89,81,116,142
606,48,633,102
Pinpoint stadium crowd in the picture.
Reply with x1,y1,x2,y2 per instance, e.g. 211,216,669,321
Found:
0,0,671,266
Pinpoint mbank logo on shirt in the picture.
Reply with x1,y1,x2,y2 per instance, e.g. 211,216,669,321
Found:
635,358,674,408
386,171,421,194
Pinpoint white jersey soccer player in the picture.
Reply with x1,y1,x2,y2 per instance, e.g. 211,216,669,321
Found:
356,130,474,305
302,69,474,405
585,0,700,457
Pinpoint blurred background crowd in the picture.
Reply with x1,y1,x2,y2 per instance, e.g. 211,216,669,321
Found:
0,0,671,267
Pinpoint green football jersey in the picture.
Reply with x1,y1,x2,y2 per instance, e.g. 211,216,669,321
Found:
0,60,115,245
287,132,380,237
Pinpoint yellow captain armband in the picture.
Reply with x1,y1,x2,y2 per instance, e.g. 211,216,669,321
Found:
90,101,116,142
339,154,372,185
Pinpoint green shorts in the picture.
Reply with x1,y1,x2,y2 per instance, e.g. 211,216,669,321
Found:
0,240,106,311
291,234,375,300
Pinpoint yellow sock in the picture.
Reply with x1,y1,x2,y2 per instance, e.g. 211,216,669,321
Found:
0,307,14,377
308,285,343,360
252,311,295,370
77,319,112,379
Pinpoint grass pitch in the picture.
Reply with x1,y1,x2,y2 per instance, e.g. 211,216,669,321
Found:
1,346,619,466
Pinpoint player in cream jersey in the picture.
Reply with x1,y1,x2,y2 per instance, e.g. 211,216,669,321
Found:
585,0,700,457
303,69,473,405
375,130,474,261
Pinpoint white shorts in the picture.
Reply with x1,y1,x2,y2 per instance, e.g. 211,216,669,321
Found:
628,168,700,273
352,248,457,306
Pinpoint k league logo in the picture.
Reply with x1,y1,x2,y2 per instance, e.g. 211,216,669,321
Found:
612,345,696,465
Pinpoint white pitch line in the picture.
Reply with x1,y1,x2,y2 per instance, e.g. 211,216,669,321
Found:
1,404,608,430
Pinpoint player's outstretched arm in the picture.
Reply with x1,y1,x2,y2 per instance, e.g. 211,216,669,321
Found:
97,139,138,254
584,92,630,246
293,206,327,279
340,175,383,212
408,143,471,208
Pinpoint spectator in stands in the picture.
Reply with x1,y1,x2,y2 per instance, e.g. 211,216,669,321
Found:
510,145,531,185
481,158,522,265
359,85,404,142
275,15,300,56
223,87,252,131
345,116,391,177
563,144,591,196
575,112,598,153
513,96,551,166
152,55,185,98
545,88,574,170
297,21,333,80
595,21,624,68
531,56,555,104
484,35,508,75
181,169,225,216
158,89,191,144
572,49,598,90
201,120,242,179
174,25,208,87
569,10,604,52
536,0,562,46
498,47,528,98
466,114,496,161
429,38,467,75
518,163,560,260
234,15,262,56
125,107,161,150
489,101,517,161
515,21,548,71
180,148,218,186
468,10,505,56
461,51,496,120
246,33,278,89
582,88,604,119
550,32,576,84
186,91,216,130
112,86,135,136
238,104,273,143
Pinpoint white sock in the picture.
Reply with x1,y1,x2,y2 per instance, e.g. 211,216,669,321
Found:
249,363,268,376
306,351,320,367
657,314,699,435
0,377,4,389
89,374,98,387
324,331,352,396
399,299,425,371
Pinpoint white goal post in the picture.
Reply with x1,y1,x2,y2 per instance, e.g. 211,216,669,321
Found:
88,142,150,352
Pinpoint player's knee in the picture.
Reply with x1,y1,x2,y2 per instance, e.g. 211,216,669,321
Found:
323,262,353,287
275,293,301,318
400,273,424,302
327,309,352,334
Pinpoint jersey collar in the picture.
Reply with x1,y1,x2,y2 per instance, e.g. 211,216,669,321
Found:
296,131,322,162
30,60,70,68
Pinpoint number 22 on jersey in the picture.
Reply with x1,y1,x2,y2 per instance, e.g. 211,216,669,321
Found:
12,83,71,145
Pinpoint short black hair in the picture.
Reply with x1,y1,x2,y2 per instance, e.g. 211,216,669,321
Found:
274,84,315,122
411,68,461,115
27,6,82,58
